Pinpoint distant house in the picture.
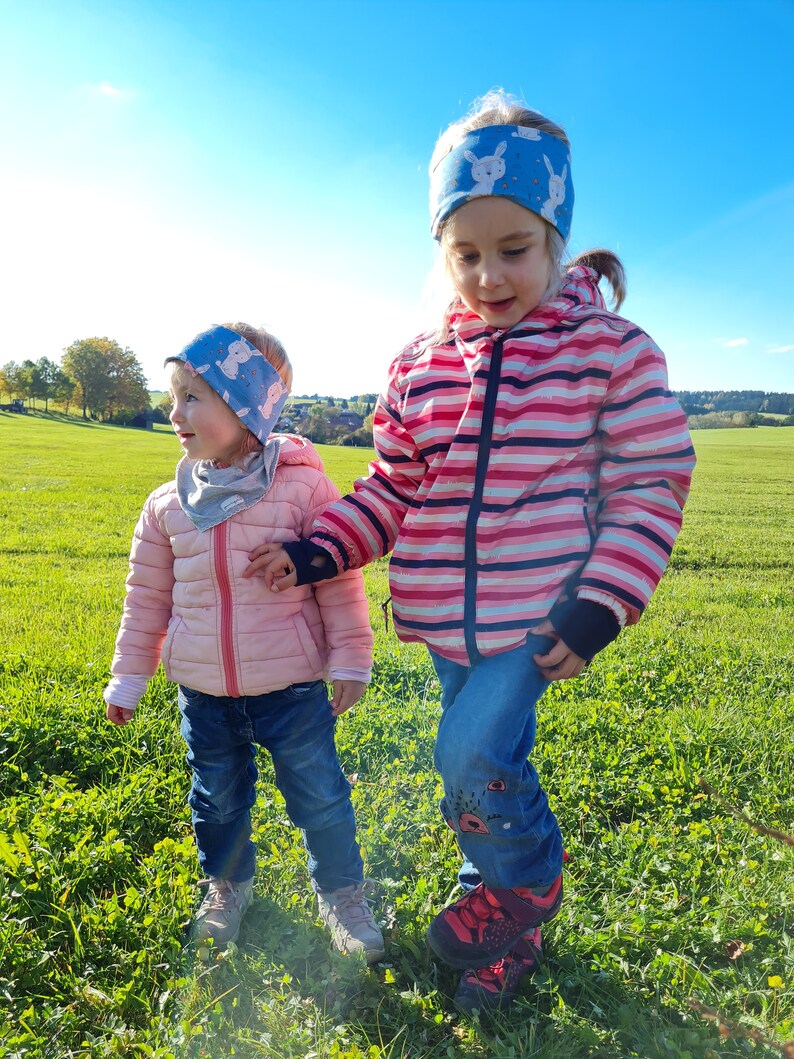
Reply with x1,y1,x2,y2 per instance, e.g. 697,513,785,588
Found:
131,412,152,429
336,412,364,431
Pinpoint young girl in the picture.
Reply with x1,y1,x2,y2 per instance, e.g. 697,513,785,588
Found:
104,322,384,962
246,91,695,1010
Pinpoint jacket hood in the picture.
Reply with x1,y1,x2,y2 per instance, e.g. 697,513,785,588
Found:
450,265,607,341
275,432,324,471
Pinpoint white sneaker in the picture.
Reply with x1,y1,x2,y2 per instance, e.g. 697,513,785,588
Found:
191,877,254,946
317,883,385,963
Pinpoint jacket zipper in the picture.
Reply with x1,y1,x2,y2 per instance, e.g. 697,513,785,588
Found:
213,520,240,698
463,335,504,665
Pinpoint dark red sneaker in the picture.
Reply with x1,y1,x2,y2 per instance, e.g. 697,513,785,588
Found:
427,874,562,969
454,928,543,1014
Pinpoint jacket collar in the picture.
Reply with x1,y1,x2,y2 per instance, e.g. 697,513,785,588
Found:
449,265,607,344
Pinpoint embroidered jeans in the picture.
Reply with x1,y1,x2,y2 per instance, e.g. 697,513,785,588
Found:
178,680,363,891
430,634,563,890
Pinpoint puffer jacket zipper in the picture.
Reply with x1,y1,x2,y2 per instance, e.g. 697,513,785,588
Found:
213,520,240,697
463,335,504,665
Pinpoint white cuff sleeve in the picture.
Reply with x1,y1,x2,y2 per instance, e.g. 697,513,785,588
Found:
577,589,629,627
103,676,150,712
327,667,371,684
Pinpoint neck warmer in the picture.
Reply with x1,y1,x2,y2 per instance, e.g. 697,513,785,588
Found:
176,438,283,532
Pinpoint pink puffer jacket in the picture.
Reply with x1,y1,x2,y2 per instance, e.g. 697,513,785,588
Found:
110,436,373,701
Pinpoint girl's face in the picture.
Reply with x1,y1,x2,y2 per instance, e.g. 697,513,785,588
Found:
443,197,552,329
167,362,246,463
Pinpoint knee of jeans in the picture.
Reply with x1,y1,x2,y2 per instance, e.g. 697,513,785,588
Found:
286,788,354,833
189,784,255,824
435,719,488,781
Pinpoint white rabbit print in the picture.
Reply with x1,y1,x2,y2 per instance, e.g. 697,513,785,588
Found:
217,338,259,380
510,128,541,140
258,379,287,420
464,141,507,196
541,154,567,226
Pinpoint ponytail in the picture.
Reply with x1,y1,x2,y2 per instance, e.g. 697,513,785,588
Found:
567,249,626,310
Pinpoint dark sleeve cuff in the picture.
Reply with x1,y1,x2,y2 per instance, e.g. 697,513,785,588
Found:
283,540,338,586
547,597,621,660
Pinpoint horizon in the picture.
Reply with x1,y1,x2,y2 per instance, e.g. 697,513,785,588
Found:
1,0,792,397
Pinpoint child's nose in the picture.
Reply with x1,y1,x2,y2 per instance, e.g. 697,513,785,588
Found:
479,261,504,289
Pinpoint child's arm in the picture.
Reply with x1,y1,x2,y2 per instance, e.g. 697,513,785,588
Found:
246,363,427,587
294,473,375,705
550,325,695,661
104,493,176,718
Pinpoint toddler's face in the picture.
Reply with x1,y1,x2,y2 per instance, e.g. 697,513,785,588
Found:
167,362,246,464
443,198,552,329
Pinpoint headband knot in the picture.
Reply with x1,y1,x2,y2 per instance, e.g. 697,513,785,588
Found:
430,124,574,240
169,325,288,443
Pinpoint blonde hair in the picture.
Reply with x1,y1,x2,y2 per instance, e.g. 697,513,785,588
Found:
217,322,293,460
433,90,626,335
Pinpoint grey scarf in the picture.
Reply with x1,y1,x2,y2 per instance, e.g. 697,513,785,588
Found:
176,440,283,532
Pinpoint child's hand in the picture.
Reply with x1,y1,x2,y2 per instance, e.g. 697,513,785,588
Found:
244,543,297,591
530,619,588,681
106,703,134,725
331,680,366,717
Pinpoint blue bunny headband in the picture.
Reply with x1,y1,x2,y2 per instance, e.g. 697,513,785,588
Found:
430,124,574,241
167,325,289,443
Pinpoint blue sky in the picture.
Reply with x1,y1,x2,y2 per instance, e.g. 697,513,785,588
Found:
1,0,792,397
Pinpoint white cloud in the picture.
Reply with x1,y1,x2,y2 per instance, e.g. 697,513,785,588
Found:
719,336,753,349
767,344,794,355
94,82,130,99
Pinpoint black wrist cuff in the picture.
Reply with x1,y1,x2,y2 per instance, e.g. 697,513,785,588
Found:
547,597,621,661
283,540,338,585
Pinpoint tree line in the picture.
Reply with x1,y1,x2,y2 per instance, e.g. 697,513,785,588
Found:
3,340,792,432
674,390,794,416
0,338,149,422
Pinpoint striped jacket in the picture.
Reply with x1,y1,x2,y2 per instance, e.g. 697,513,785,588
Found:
311,267,695,665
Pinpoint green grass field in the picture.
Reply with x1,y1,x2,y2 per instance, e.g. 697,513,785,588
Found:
1,414,792,1058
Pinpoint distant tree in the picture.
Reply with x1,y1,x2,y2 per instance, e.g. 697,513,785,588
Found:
62,337,148,420
153,393,173,424
0,361,23,397
63,338,116,418
341,398,348,409
52,369,76,413
104,346,149,421
300,407,331,444
13,360,36,405
32,357,68,412
340,413,375,447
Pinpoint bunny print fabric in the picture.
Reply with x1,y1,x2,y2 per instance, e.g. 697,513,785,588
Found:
430,124,574,240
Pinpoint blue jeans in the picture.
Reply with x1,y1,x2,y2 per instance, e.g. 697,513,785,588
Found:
430,634,563,891
178,680,363,891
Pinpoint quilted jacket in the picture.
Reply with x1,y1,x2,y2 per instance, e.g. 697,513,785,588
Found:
309,267,695,665
110,436,373,705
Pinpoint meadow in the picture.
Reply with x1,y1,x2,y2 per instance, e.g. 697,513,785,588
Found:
0,414,792,1059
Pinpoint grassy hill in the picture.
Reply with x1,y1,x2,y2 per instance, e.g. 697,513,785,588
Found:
1,415,792,1057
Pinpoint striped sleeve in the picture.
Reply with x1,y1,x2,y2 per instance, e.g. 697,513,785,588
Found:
309,363,427,570
574,325,695,624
